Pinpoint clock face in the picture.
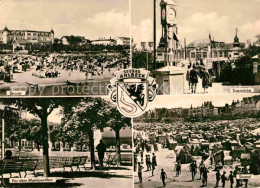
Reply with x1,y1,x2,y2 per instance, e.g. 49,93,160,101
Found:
162,8,166,21
168,8,176,21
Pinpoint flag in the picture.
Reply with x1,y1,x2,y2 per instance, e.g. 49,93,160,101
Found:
173,31,179,42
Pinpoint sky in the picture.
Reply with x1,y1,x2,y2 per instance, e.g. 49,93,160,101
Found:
132,0,260,48
0,0,130,40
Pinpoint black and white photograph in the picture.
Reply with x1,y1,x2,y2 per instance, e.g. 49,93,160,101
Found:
132,0,260,95
1,0,260,187
0,97,132,187
0,0,130,96
133,94,260,187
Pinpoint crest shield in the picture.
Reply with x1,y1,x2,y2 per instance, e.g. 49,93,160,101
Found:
116,81,148,118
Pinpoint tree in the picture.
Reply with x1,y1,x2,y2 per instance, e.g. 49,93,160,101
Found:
62,98,108,169
27,119,42,151
232,45,260,84
132,51,153,70
0,107,20,149
1,98,66,177
9,119,31,151
105,105,131,164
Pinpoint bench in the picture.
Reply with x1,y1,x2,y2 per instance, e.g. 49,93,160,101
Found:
120,154,132,165
63,156,88,172
105,155,119,167
0,158,38,178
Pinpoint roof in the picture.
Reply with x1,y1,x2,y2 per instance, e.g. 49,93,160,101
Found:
187,39,211,48
187,38,245,50
3,26,9,32
1,29,52,33
155,66,185,74
92,39,116,42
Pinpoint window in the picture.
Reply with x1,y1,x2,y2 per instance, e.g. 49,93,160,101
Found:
219,51,223,57
224,51,228,57
191,52,195,58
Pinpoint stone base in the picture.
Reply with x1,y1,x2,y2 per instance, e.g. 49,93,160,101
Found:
155,66,185,95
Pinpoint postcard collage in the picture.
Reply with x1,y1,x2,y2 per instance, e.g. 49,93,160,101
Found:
0,0,260,187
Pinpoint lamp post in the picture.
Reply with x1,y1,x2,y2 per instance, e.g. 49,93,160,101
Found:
141,42,153,70
153,0,156,70
1,117,4,160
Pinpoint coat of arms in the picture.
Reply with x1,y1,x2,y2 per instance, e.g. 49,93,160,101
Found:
108,69,157,118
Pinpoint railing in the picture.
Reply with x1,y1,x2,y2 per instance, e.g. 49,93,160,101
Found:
12,151,132,169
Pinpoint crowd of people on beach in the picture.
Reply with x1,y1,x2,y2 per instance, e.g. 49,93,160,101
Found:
0,52,130,83
186,59,212,94
133,130,253,188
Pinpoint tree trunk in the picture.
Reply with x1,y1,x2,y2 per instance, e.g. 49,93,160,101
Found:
18,137,22,152
88,130,95,169
37,143,40,151
11,140,14,148
115,129,121,165
41,112,50,177
80,144,83,151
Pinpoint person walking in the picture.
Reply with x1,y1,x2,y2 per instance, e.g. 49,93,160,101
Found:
190,64,198,94
138,162,144,183
201,67,211,93
216,170,221,187
202,167,209,187
176,161,181,177
190,161,197,181
140,150,144,164
160,169,167,187
199,160,205,179
228,171,234,188
96,140,106,168
243,167,249,187
221,171,227,187
186,64,192,90
151,161,155,176
152,153,157,168
147,155,151,171
134,154,137,172
145,155,151,171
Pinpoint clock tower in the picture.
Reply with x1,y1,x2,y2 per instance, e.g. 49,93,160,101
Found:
160,0,178,66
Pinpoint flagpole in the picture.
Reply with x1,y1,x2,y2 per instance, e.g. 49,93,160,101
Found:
1,118,5,160
153,0,156,70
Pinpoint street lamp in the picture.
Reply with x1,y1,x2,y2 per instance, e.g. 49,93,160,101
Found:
141,42,153,70
1,114,5,160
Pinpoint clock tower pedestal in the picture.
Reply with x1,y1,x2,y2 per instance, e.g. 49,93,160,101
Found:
155,0,184,95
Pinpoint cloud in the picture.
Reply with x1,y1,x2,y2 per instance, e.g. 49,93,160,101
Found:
179,12,230,44
0,0,129,40
240,19,260,41
132,19,153,48
83,9,130,39
133,12,232,48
